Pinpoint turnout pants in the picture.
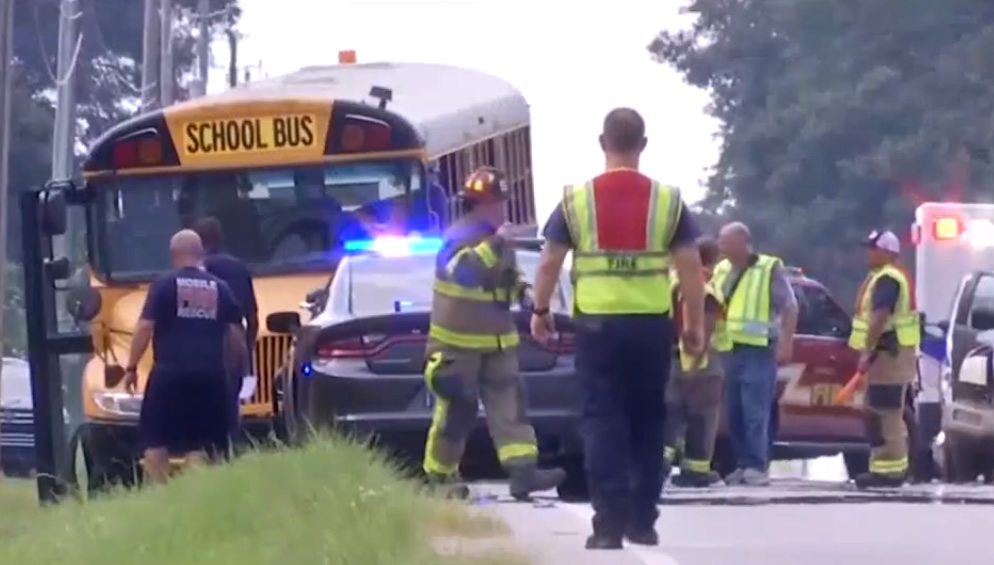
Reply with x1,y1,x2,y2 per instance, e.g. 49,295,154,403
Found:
864,347,916,477
663,358,723,474
422,345,538,476
574,314,672,538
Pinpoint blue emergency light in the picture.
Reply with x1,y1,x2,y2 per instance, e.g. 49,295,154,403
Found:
343,235,443,256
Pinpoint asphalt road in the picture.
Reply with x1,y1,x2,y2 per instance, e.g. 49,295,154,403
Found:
472,459,994,565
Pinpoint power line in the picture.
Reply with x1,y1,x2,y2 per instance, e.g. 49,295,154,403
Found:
31,2,84,88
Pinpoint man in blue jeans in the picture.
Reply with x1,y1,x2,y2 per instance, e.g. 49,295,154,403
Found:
713,222,798,486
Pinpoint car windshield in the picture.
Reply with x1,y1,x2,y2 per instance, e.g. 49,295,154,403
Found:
345,250,553,316
90,158,432,279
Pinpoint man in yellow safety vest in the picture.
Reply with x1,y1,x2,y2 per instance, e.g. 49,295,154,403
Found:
713,222,798,486
531,108,706,550
421,166,566,501
849,229,920,488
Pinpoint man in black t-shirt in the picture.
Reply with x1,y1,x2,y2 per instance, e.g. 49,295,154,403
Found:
192,217,259,436
124,229,248,483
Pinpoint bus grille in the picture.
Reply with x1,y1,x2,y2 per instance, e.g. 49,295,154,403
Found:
249,335,293,409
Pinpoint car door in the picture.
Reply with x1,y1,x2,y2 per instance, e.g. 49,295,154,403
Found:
778,283,864,442
946,271,994,403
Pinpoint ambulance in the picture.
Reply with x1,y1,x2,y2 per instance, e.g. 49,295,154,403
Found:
913,202,994,482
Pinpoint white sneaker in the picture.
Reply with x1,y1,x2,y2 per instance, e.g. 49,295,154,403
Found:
725,468,745,485
741,468,770,487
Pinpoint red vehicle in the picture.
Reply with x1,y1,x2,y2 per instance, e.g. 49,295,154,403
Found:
710,268,926,480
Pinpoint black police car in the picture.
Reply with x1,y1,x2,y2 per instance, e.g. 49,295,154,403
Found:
266,237,583,485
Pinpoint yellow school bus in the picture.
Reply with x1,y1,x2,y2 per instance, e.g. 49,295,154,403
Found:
70,60,536,488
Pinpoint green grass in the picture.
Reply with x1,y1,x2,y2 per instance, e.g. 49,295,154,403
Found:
0,437,530,565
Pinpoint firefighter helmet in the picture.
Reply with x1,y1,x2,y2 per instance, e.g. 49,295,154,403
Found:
460,166,509,203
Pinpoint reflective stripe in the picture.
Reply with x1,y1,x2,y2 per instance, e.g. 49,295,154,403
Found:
683,459,711,473
497,443,538,462
434,279,511,302
713,255,781,346
849,265,921,350
472,240,498,267
679,282,729,371
423,353,458,475
869,456,908,475
663,445,677,463
429,323,520,350
562,179,680,314
444,240,498,274
432,220,519,352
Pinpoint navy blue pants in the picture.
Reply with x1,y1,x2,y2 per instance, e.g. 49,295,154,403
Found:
724,344,778,471
574,314,672,538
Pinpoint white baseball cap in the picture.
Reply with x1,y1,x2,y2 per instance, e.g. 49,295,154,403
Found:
863,230,900,253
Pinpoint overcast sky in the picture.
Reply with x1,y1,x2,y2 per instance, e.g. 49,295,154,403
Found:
207,0,718,223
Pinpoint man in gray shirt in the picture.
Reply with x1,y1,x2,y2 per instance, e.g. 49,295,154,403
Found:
716,222,799,486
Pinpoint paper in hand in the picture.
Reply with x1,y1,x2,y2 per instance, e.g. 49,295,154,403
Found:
238,376,258,400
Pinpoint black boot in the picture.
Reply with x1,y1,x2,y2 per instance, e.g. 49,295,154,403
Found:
671,469,722,488
585,533,624,550
624,528,660,546
507,462,566,500
854,471,905,489
422,472,470,500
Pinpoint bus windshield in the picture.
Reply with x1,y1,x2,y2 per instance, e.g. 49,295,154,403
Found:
90,158,430,279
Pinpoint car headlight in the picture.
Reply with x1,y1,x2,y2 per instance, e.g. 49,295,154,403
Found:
92,391,143,417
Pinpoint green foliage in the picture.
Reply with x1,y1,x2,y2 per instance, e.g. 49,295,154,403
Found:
650,0,994,297
2,0,241,347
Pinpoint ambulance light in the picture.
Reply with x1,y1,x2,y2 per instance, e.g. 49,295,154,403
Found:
933,216,964,241
966,219,994,248
343,235,443,256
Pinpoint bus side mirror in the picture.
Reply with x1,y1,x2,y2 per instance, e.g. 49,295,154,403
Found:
267,311,301,334
44,257,71,281
39,190,68,236
66,285,102,323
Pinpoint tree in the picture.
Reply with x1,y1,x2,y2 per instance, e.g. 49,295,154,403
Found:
649,0,994,298
15,0,241,144
2,0,242,355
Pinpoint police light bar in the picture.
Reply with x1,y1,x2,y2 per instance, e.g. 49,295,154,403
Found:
343,235,443,256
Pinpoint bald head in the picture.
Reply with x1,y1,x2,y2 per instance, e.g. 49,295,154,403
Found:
718,221,752,264
170,229,204,268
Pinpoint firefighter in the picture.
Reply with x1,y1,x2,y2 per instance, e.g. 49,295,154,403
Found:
663,236,730,487
421,165,566,500
531,107,705,550
849,229,920,488
713,222,798,486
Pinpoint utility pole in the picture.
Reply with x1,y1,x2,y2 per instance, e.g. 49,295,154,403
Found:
140,0,160,111
226,28,238,88
51,0,81,279
194,0,210,97
0,0,17,470
159,0,174,106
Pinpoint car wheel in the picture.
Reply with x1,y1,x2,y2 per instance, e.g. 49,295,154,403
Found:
843,451,868,479
556,455,588,502
905,403,937,483
942,431,982,483
272,371,289,443
73,431,138,496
